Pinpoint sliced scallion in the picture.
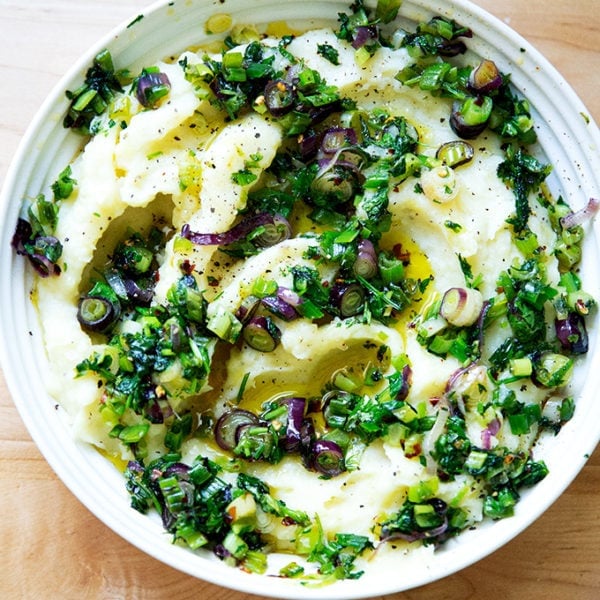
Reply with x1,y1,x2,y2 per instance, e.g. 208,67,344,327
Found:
440,287,484,327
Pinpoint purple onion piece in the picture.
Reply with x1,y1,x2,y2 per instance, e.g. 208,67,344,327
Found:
321,127,358,154
29,253,61,277
235,295,261,324
160,505,175,529
476,299,492,351
182,213,275,246
480,427,492,450
136,71,171,107
126,460,145,475
233,423,256,446
381,518,449,543
263,79,296,117
296,100,342,127
555,312,589,354
435,140,474,168
317,150,364,177
329,281,365,317
242,315,281,352
311,439,345,477
438,40,468,56
253,214,292,248
440,287,468,322
123,278,154,304
11,218,33,255
12,221,63,277
395,364,413,402
445,362,480,394
277,286,303,308
311,165,358,204
77,296,120,333
215,409,259,451
282,397,306,452
145,398,165,424
336,153,365,174
449,98,490,139
353,238,378,279
299,418,316,468
298,130,323,160
481,417,501,450
559,197,600,229
429,497,448,514
467,59,503,95
487,418,501,436
261,295,298,321
214,544,231,560
351,25,378,49
164,462,191,478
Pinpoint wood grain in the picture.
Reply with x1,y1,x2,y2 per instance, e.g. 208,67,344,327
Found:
0,1,598,598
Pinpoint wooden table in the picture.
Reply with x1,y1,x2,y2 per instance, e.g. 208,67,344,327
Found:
1,1,598,598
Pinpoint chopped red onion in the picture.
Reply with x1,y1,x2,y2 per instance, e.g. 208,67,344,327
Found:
476,299,491,351
253,214,292,247
559,197,600,229
311,439,345,477
243,315,281,352
29,252,61,277
351,25,378,49
381,519,449,543
438,40,468,56
263,79,296,117
261,295,298,321
215,409,259,451
555,312,589,354
298,130,323,159
282,397,306,452
277,286,303,308
163,462,191,477
440,287,484,327
182,213,275,246
235,295,261,324
353,239,378,279
422,397,451,474
395,364,413,402
487,418,501,436
329,281,365,317
123,277,154,304
321,127,358,153
467,59,503,94
136,71,171,107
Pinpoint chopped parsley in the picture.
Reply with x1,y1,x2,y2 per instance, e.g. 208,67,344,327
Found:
317,42,340,65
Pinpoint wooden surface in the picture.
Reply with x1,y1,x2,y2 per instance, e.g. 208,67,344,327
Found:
0,1,598,598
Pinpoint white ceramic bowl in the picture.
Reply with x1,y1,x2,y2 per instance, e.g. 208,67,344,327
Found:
1,1,599,598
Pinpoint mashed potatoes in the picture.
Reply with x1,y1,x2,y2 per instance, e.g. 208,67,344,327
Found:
17,1,595,582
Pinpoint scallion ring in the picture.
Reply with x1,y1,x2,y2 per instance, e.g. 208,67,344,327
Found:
77,296,120,333
440,287,484,327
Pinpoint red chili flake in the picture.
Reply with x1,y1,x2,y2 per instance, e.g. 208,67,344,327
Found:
392,243,411,264
181,259,195,274
404,443,422,459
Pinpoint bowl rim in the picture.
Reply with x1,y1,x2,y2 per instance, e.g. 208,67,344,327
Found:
1,1,599,598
